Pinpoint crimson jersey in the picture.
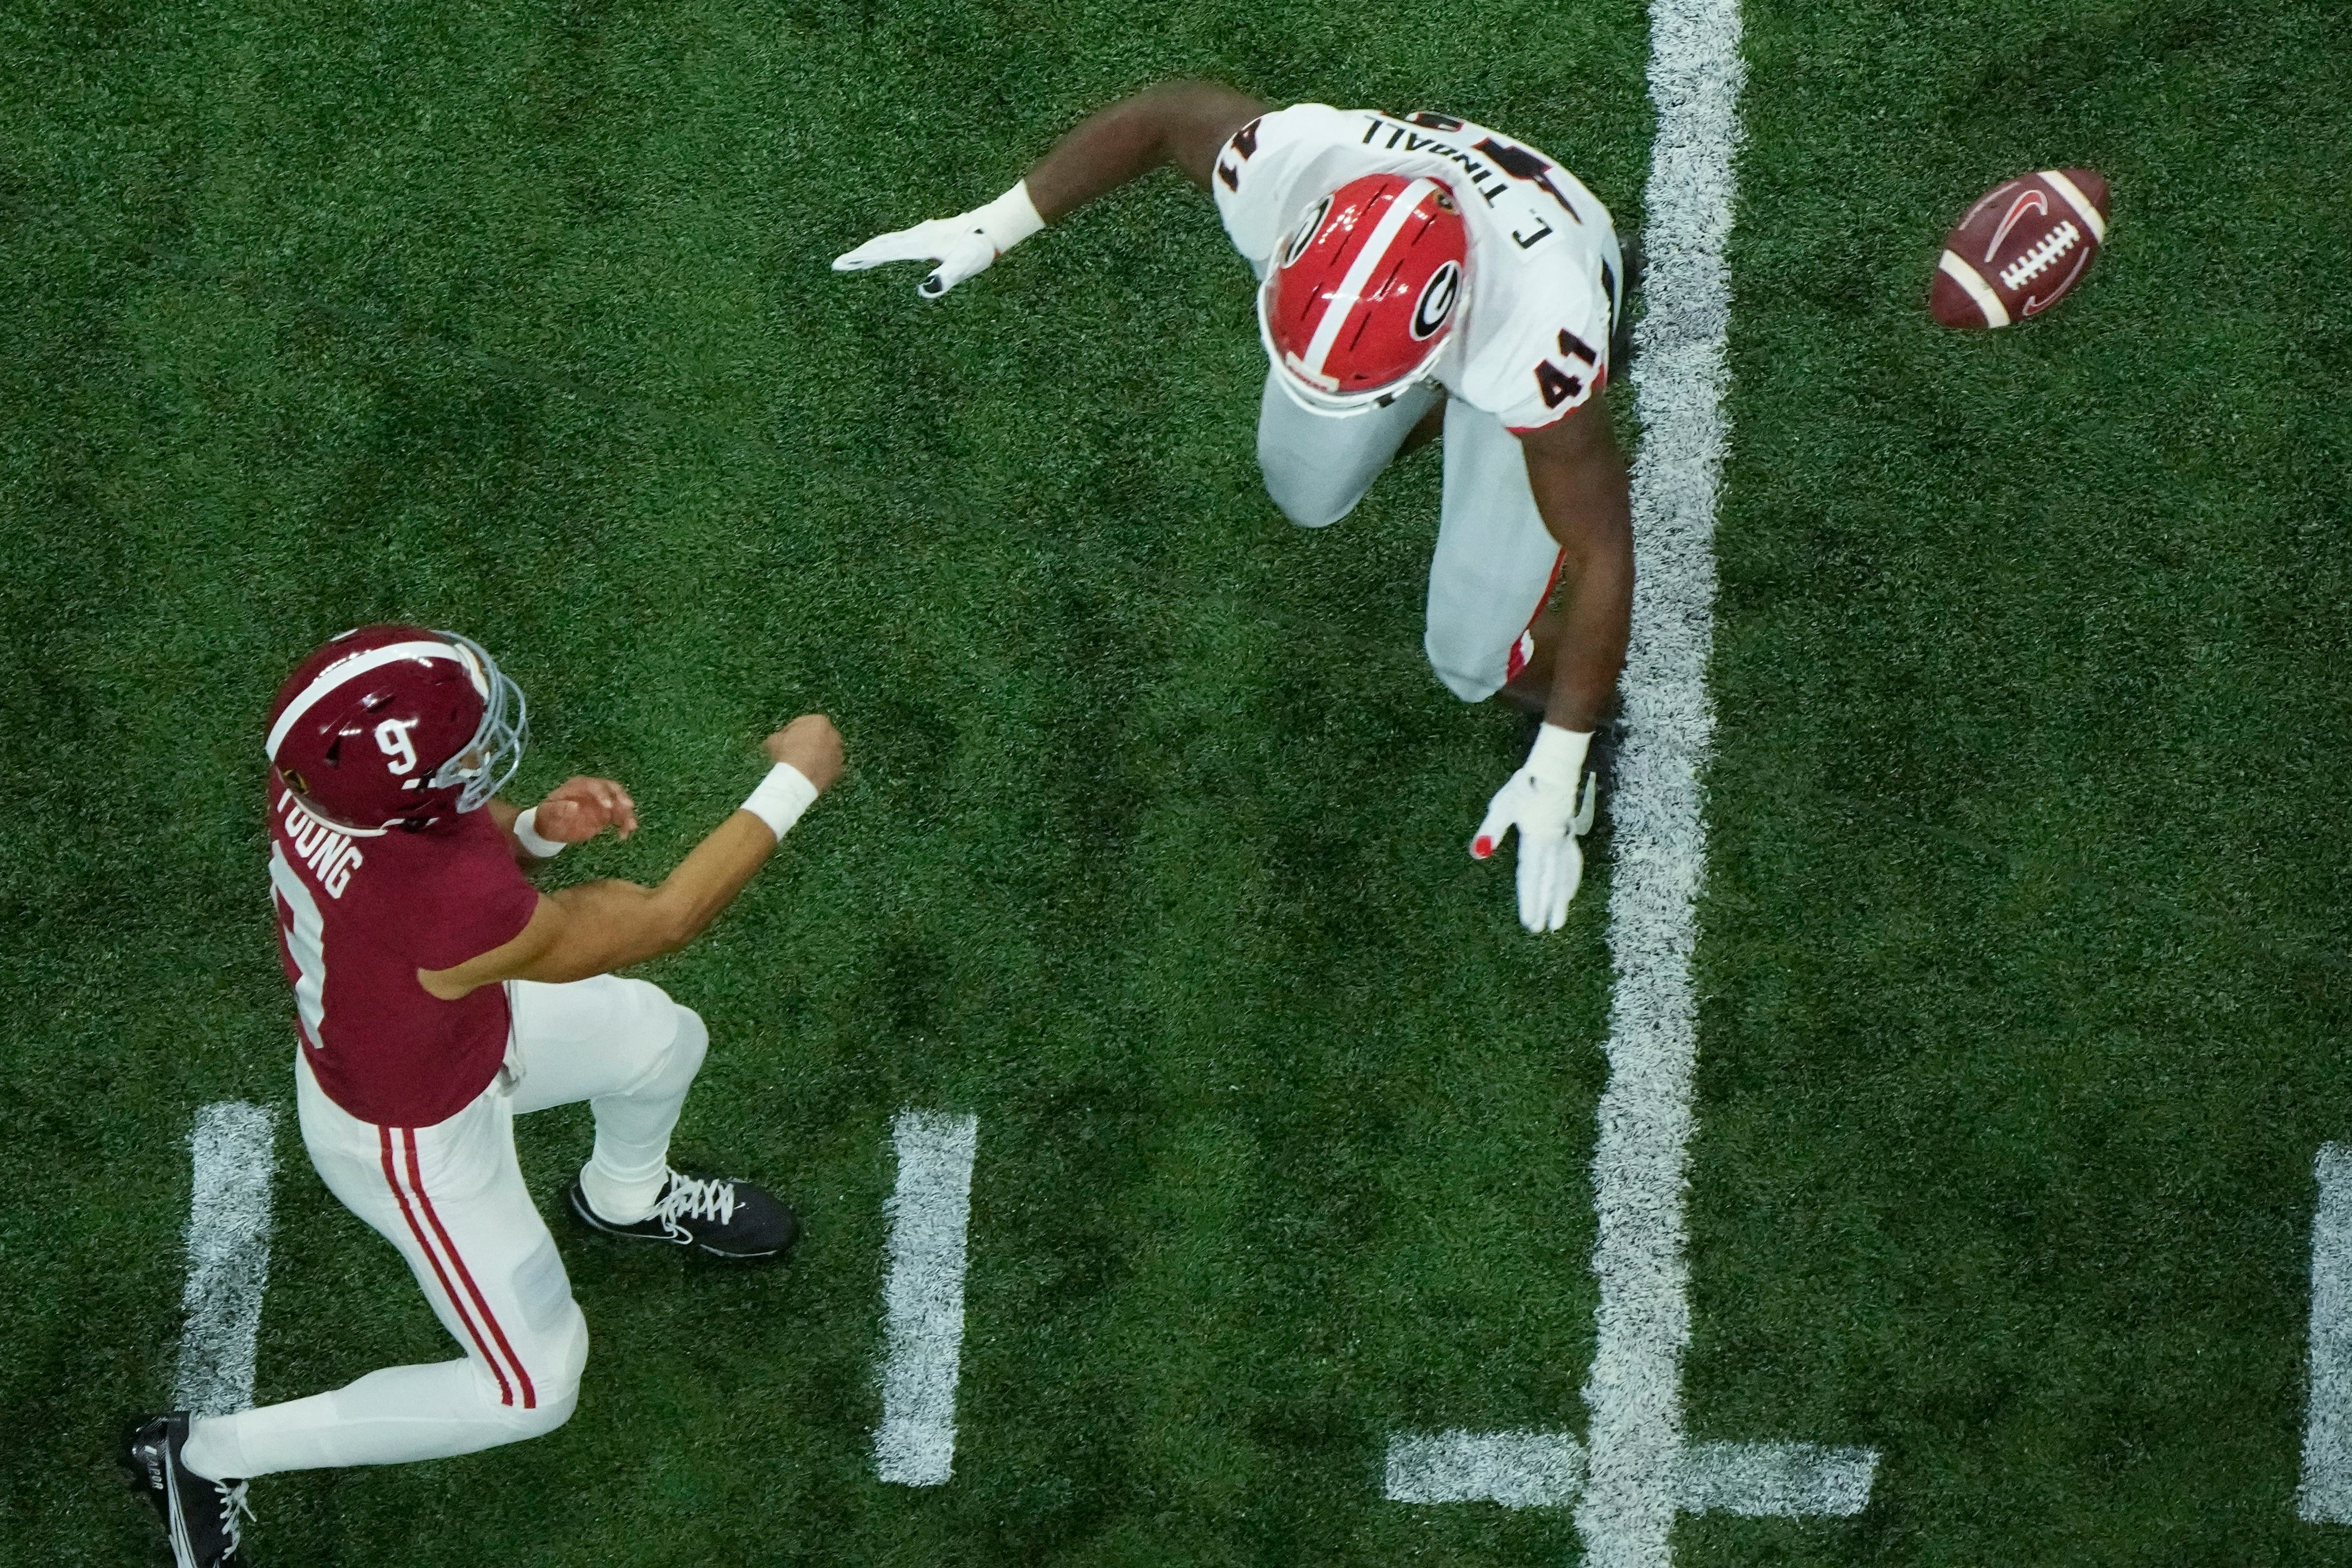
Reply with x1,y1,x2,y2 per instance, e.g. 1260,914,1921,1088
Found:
268,784,541,1126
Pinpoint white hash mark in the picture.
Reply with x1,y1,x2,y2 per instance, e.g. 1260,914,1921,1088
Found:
2300,1142,2352,1523
173,1102,280,1417
873,1110,980,1487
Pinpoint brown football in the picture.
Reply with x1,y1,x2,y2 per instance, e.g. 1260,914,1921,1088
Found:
1930,169,2111,329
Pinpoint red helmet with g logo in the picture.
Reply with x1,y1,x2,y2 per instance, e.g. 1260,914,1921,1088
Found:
264,624,527,833
1256,174,1469,416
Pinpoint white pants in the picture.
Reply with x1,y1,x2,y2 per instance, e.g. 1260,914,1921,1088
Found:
1256,373,1565,702
181,975,706,1480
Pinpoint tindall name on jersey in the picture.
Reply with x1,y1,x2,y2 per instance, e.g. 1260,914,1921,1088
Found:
278,788,365,899
1358,113,1582,252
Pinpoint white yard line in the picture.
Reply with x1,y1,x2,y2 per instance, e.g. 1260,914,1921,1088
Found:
873,1110,981,1487
172,1102,280,1417
2301,1142,2352,1523
1577,0,1751,1558
1386,0,1880,1549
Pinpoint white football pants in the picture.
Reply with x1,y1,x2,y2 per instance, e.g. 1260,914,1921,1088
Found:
179,974,706,1480
1255,373,1565,702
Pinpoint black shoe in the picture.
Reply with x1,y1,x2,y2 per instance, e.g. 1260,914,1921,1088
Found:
568,1169,801,1260
122,1412,250,1567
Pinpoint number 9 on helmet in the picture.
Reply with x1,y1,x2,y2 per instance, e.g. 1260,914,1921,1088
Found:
264,624,528,833
1256,174,1470,416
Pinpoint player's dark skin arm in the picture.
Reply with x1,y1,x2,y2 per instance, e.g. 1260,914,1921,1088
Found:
1501,400,1634,732
1020,81,1267,219
418,715,845,1000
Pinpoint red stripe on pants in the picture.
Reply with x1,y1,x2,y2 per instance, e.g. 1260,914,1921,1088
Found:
401,1130,537,1410
378,1126,515,1408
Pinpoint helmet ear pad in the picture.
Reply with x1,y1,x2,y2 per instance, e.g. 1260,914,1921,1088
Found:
1258,174,1470,416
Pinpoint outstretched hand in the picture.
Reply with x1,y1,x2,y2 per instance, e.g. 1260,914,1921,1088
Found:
765,714,846,793
532,776,639,844
833,216,1002,298
1470,730,1599,934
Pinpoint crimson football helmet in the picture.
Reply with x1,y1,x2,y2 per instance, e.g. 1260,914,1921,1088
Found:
1257,174,1469,415
264,624,527,833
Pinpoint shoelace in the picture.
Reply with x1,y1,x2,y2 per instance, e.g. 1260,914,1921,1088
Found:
651,1172,739,1239
216,1479,254,1552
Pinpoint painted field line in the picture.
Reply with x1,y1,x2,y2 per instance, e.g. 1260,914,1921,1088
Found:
172,1102,280,1417
1385,0,1876,1548
2301,1142,2352,1522
1386,1429,1586,1506
1383,1433,1872,1517
873,1109,980,1487
1678,1441,1878,1517
1578,0,1752,1555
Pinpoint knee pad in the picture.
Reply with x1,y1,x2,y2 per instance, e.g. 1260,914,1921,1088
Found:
655,1004,708,1095
494,1302,588,1440
1259,461,1356,529
504,1380,578,1441
604,980,706,1098
1256,426,1364,529
1424,630,1506,704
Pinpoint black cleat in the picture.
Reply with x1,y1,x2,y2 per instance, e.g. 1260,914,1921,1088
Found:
122,1412,250,1567
568,1169,801,1260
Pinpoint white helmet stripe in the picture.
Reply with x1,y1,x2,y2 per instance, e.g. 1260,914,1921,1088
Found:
265,640,465,763
1297,177,1445,378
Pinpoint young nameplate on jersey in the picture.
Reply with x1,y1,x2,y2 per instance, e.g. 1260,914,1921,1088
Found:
123,624,845,1568
836,84,1632,934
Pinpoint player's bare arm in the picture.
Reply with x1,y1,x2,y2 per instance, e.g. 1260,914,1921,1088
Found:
833,81,1263,295
421,715,845,999
1516,399,1634,733
1466,400,1632,935
1022,81,1267,215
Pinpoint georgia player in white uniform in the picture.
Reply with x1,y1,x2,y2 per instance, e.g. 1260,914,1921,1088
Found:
837,83,1633,932
123,625,844,1568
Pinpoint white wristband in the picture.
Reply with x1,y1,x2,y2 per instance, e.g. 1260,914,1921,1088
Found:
974,180,1046,254
740,764,820,841
512,807,567,859
1527,723,1593,782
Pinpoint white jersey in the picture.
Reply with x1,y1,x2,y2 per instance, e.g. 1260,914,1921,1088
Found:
1213,104,1622,433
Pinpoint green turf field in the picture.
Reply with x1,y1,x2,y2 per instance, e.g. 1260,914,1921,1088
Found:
5,0,2350,1561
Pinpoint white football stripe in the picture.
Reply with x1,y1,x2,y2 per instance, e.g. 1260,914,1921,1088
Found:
2040,170,2107,243
1938,250,2010,328
1298,178,1443,378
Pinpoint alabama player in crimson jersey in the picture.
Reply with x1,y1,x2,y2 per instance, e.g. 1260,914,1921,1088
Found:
837,82,1633,933
122,625,844,1568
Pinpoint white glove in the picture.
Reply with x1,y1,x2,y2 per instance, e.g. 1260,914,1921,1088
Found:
1471,724,1599,933
832,181,1047,299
